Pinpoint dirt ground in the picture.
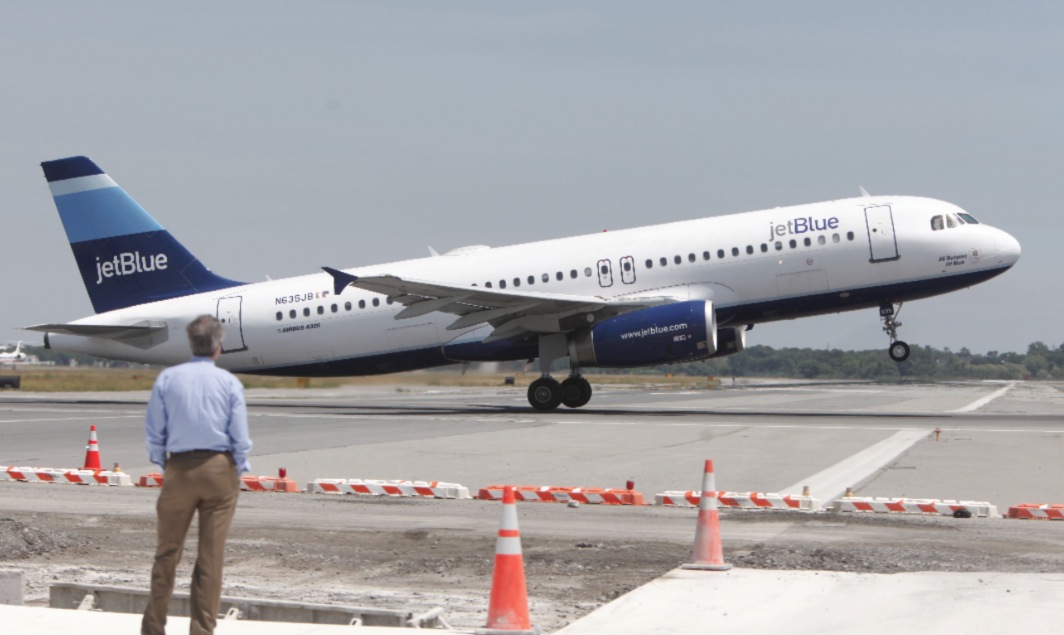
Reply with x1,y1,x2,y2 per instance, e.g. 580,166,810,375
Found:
4,494,1064,633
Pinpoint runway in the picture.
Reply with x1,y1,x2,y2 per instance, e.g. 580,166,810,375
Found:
2,379,1062,509
2,379,1064,633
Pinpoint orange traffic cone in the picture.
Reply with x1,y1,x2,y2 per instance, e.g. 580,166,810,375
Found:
681,459,731,571
476,485,536,635
83,425,102,470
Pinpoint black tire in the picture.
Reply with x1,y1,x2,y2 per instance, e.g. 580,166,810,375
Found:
889,340,911,362
561,376,593,409
528,377,562,411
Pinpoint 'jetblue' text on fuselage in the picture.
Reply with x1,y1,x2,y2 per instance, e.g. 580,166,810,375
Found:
769,216,840,240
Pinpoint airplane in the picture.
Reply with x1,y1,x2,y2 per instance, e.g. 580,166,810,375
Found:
27,156,1021,411
0,341,28,363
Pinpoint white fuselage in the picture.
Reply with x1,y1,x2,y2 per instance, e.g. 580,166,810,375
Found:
48,195,1020,374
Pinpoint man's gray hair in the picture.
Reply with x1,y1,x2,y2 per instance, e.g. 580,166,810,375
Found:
187,315,225,357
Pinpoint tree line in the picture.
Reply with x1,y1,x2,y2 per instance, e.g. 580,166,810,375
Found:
14,341,1064,381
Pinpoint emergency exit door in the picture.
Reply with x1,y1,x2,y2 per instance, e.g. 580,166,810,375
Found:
216,296,248,353
864,205,900,262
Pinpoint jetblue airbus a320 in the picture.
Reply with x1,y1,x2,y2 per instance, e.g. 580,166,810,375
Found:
29,156,1020,410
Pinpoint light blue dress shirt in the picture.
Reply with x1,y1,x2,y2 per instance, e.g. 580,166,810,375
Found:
145,356,253,474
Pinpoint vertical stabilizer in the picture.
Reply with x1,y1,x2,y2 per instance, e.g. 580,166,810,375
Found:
41,156,244,313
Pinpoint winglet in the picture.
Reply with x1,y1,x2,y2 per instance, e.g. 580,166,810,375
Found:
322,266,359,296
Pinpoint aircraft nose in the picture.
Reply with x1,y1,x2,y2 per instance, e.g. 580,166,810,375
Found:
997,230,1021,265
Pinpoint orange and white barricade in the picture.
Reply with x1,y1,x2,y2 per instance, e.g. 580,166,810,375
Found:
241,474,300,493
1,465,132,487
477,485,645,505
1006,504,1064,520
656,490,821,511
308,478,471,499
834,497,998,517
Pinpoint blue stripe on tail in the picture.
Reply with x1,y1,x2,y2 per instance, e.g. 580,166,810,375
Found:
42,156,245,314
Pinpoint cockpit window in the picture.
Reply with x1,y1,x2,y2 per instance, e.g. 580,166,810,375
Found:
946,214,957,228
957,213,980,224
931,215,944,231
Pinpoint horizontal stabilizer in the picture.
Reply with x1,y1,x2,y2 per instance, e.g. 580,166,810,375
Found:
26,320,169,350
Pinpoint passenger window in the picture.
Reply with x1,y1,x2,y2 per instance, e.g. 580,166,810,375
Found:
303,307,310,317
289,309,296,319
600,264,609,274
645,259,653,269
359,299,366,309
760,244,768,253
500,280,507,289
732,247,740,257
847,231,854,241
330,304,337,313
688,253,696,263
528,275,535,285
674,255,682,265
372,298,380,307
485,281,492,288
317,306,324,315
513,278,520,287
622,260,632,272
717,249,725,259
702,251,710,261
344,302,352,311
276,312,283,321
804,237,812,247
832,233,840,243
387,298,393,304
584,267,592,277
746,245,754,255
541,273,549,283
931,215,944,231
775,241,783,251
818,235,826,245
789,239,796,249
570,270,578,279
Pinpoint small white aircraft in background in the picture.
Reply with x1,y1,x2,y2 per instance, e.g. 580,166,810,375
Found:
0,341,28,363
28,156,1020,410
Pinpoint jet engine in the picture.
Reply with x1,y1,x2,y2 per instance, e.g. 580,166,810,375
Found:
705,326,747,359
568,300,717,367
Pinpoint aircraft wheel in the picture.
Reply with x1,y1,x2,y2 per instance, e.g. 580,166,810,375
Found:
561,376,593,408
889,340,911,362
528,377,562,411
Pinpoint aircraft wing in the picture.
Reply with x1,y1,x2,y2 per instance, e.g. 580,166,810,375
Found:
323,267,664,342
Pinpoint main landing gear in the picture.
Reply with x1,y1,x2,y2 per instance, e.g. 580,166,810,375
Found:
526,334,594,411
528,373,593,411
880,302,910,362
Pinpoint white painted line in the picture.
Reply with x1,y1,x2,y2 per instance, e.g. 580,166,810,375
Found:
952,382,1016,413
0,415,143,424
779,428,929,502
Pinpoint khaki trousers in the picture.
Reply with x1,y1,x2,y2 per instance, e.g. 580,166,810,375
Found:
142,451,240,635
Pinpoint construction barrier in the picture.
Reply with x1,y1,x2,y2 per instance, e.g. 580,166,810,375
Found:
0,466,132,487
241,474,301,493
833,497,998,517
1006,504,1064,520
656,490,821,511
138,472,165,488
477,485,645,505
308,479,471,499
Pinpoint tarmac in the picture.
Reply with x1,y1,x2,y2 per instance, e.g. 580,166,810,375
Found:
2,378,1063,633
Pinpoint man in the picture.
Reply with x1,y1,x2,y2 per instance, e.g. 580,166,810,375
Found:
142,315,253,635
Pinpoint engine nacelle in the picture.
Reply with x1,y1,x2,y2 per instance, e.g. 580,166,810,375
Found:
569,300,717,368
705,326,747,359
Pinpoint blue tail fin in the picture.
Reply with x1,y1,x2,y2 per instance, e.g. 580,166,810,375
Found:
41,156,244,313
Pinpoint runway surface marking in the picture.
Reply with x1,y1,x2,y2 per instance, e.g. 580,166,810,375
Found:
778,428,929,501
951,382,1016,412
0,414,143,424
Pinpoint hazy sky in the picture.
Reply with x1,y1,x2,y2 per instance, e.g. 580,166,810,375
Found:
1,2,1060,355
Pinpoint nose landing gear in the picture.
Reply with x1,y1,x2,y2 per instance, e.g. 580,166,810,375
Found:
881,302,910,362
